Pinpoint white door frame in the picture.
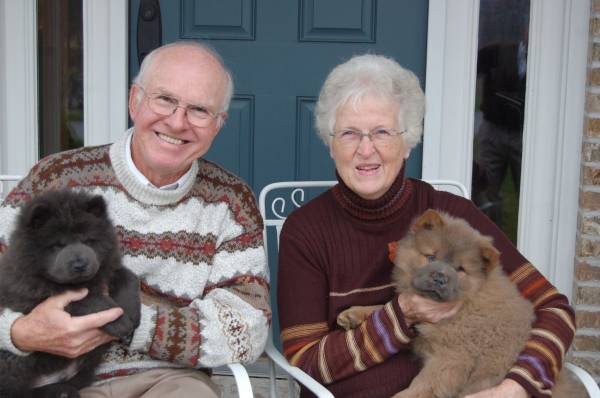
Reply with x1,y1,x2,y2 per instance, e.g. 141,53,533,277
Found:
424,0,588,298
83,0,129,147
0,0,38,175
0,0,589,299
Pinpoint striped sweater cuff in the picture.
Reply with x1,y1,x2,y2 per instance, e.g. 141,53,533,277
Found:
0,308,30,356
389,296,418,341
506,369,552,398
129,303,157,353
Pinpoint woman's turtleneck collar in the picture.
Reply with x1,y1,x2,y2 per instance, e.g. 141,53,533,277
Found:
332,166,412,221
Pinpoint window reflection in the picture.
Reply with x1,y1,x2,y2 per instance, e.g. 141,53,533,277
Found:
472,0,530,243
37,0,83,158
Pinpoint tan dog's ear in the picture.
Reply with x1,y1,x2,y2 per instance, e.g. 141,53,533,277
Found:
480,243,500,273
411,209,445,233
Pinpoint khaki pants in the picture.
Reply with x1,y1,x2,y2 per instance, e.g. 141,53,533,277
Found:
79,368,220,398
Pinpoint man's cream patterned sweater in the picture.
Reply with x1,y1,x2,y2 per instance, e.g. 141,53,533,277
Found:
0,130,270,382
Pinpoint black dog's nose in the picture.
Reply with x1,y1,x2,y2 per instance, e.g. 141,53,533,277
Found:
430,271,448,286
70,257,89,273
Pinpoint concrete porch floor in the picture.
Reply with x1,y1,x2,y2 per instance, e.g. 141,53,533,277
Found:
212,374,296,398
212,357,299,398
212,356,299,398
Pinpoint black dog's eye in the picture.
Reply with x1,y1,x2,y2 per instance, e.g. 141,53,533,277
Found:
425,255,436,262
83,238,97,245
51,242,65,249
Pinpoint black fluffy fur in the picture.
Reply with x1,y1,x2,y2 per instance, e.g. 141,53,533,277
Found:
0,190,140,398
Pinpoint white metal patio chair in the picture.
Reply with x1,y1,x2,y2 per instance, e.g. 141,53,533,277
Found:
0,174,254,398
258,179,600,398
0,175,21,200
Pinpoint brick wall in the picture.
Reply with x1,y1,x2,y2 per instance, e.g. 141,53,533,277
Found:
572,0,600,382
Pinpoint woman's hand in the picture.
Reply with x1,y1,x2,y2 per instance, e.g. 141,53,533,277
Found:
10,288,123,358
464,379,528,398
397,293,462,326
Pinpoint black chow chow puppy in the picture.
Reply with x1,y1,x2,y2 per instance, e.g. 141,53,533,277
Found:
0,190,140,398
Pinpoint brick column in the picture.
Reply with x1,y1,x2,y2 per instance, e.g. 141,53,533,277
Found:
572,0,600,381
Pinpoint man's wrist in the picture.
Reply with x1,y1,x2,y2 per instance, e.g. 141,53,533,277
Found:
0,309,31,356
10,315,31,352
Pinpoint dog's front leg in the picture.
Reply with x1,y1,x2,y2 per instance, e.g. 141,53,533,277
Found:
66,292,134,339
31,381,81,398
392,357,473,398
108,267,141,329
337,305,383,330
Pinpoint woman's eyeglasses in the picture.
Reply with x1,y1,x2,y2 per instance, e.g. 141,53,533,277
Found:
329,128,405,149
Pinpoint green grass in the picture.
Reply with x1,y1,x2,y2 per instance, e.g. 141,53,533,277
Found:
501,171,520,244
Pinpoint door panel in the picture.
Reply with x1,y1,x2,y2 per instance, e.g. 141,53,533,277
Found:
209,96,255,184
299,0,376,42
180,0,256,40
130,0,428,193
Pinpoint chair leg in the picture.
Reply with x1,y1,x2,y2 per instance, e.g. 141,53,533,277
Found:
225,363,254,398
287,375,296,398
269,358,278,398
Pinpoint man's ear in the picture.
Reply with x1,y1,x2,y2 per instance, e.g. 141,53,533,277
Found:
480,242,500,273
411,209,445,233
217,112,228,129
128,85,140,120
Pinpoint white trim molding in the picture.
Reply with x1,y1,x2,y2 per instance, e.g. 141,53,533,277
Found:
518,0,588,298
424,0,588,298
83,0,128,146
423,0,479,190
0,0,38,175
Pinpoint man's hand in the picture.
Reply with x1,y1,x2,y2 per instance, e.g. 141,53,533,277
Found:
464,378,529,398
398,293,462,326
10,288,123,358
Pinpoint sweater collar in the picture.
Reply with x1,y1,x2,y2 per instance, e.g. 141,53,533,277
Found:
332,166,412,221
110,128,198,206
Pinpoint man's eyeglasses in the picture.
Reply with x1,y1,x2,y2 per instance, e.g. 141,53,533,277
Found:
329,128,406,149
137,85,220,128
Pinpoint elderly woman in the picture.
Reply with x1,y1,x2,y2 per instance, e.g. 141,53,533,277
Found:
277,54,574,398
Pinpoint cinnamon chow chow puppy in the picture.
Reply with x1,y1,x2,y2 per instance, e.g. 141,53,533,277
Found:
337,209,586,398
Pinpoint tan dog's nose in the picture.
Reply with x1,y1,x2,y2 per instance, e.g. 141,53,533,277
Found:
430,271,449,286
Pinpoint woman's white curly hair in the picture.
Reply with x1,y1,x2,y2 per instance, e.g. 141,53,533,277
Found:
315,54,425,151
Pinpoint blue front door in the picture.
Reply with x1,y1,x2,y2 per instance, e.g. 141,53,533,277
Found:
129,0,428,193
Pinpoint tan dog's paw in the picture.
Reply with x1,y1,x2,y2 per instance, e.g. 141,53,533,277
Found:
336,305,383,330
337,308,363,330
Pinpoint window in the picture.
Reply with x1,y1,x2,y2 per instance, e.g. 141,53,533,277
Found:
37,0,83,158
472,0,530,243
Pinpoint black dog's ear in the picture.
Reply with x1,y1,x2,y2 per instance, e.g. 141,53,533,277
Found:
411,209,445,233
86,195,107,218
25,202,53,229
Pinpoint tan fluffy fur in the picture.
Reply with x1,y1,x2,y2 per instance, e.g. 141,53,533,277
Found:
337,209,586,398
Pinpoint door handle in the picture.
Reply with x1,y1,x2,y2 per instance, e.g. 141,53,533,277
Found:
136,0,162,66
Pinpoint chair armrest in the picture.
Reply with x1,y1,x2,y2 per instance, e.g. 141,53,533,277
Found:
225,363,254,398
265,341,334,398
565,362,600,397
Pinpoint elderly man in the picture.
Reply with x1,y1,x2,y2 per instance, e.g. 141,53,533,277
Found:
0,41,270,397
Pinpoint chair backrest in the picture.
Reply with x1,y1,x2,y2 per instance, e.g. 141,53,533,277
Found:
0,175,22,200
258,179,469,348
